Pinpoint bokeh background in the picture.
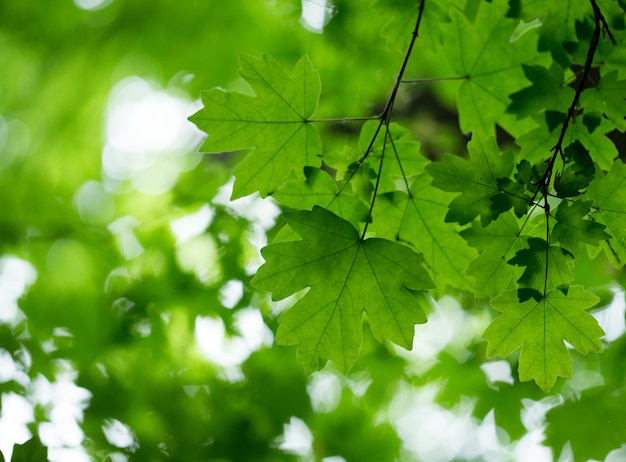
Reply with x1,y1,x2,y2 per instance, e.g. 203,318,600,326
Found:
1,1,626,461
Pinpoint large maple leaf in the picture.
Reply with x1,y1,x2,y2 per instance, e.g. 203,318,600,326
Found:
189,53,322,198
252,206,434,373
484,286,604,392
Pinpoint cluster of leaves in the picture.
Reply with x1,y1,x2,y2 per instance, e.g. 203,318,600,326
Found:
191,0,626,392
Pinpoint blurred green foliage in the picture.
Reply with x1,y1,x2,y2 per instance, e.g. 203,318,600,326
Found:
0,1,625,461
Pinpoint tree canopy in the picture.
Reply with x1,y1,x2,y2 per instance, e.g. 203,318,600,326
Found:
1,0,626,461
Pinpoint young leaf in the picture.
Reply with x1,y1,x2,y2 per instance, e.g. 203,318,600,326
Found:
588,161,626,267
189,53,322,198
484,286,604,392
551,200,610,253
427,132,514,226
252,206,434,373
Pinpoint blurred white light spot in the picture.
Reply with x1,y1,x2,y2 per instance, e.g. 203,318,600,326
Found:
32,372,92,453
102,419,138,451
300,0,336,33
277,417,313,456
47,446,92,462
219,280,244,309
0,350,18,383
606,445,626,462
74,0,111,11
108,216,144,260
388,382,513,462
170,204,214,244
593,287,626,342
512,430,553,462
323,457,347,462
39,404,85,447
74,180,115,226
307,371,342,413
195,308,273,367
213,179,281,230
103,76,202,194
175,234,222,285
0,393,34,462
0,256,37,326
520,395,563,432
481,360,514,386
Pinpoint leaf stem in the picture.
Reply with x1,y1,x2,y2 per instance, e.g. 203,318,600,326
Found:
550,0,614,160
356,0,426,236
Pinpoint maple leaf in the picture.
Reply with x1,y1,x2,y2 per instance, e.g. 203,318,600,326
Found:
360,121,428,194
508,237,575,292
483,286,604,392
507,64,575,118
371,174,477,297
272,167,368,227
588,161,626,267
189,53,322,198
426,132,514,226
440,0,547,133
551,200,610,253
460,212,525,298
252,206,434,373
580,70,626,132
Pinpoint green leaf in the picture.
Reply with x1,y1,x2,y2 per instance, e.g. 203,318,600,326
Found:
484,286,604,391
508,237,575,291
507,64,575,118
189,53,322,198
460,212,525,298
360,121,428,194
427,132,514,226
519,0,591,67
272,167,368,227
252,206,434,373
517,114,618,169
372,175,477,296
588,161,626,267
551,200,610,253
580,70,626,132
440,0,547,133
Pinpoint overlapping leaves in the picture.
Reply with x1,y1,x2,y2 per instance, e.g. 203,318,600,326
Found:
191,0,626,392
